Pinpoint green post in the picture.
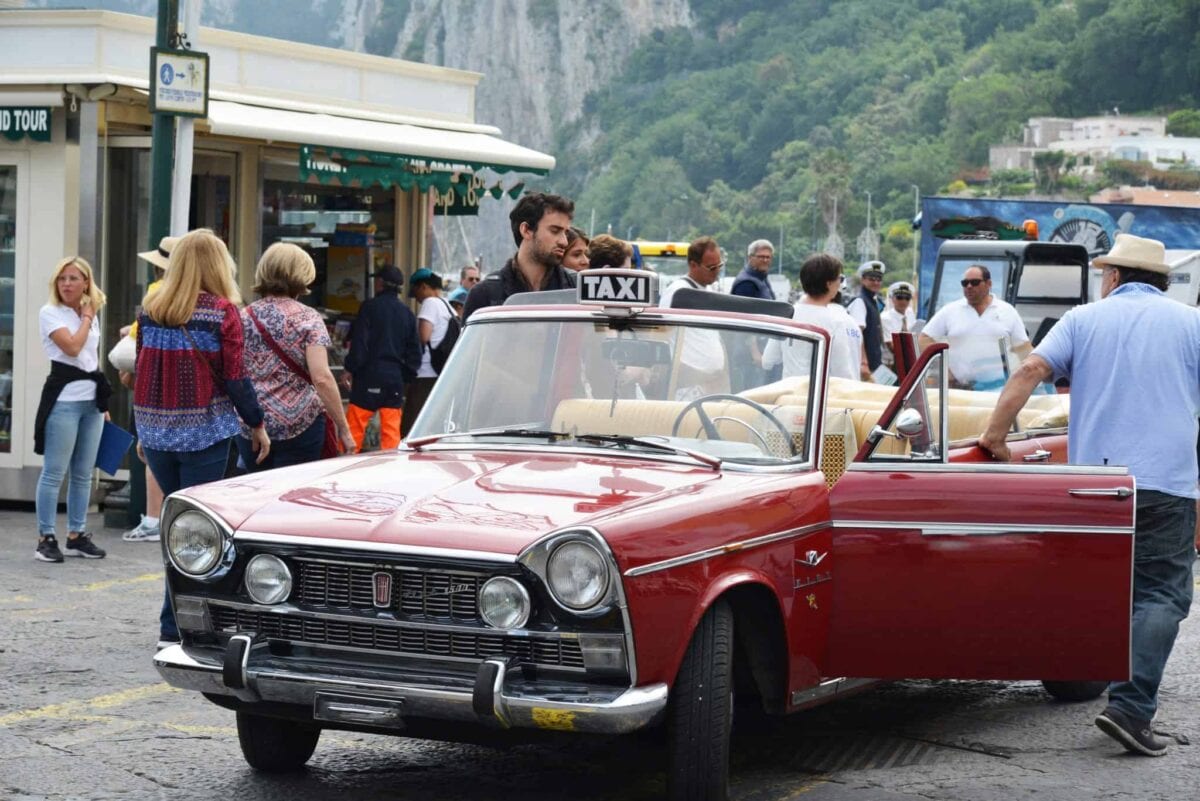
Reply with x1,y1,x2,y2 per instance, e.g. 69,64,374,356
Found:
130,0,180,525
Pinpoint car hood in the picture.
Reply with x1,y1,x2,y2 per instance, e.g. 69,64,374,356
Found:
177,448,740,558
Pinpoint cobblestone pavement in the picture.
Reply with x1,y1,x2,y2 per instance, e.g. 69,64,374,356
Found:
1,505,1196,801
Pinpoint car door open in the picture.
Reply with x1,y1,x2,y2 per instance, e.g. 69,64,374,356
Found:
827,344,1134,681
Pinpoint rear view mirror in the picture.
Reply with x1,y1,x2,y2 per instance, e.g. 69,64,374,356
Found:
601,338,671,368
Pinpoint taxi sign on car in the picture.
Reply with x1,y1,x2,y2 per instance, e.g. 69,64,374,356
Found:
577,268,658,308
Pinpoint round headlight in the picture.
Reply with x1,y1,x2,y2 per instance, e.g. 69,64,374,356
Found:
479,576,531,629
547,541,609,610
167,510,224,576
245,554,293,605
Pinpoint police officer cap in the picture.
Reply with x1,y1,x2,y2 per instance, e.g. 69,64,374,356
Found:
858,260,886,278
889,281,914,298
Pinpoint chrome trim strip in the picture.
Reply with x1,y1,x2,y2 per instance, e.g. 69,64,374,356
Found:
846,462,1130,475
831,520,1134,536
624,522,827,578
154,644,667,735
201,597,589,639
234,532,517,563
291,555,491,576
791,677,877,707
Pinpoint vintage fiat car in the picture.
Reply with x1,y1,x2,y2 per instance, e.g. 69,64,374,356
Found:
154,270,1134,801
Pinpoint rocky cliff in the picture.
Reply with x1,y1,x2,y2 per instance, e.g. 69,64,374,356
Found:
345,0,691,152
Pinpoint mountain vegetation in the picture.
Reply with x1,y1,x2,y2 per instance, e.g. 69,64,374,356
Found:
546,0,1200,281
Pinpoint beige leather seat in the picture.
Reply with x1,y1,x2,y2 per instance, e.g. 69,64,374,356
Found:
550,398,807,459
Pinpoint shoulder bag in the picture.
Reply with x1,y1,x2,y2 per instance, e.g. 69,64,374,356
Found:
245,307,340,459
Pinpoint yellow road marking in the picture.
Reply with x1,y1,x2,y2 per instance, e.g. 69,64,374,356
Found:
0,595,33,603
75,572,161,593
0,683,178,726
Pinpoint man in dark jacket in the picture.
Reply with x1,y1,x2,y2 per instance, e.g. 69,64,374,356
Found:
463,192,577,322
344,266,421,451
729,239,776,386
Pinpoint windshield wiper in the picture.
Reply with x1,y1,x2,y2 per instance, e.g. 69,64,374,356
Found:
573,433,722,469
409,428,721,468
407,428,569,450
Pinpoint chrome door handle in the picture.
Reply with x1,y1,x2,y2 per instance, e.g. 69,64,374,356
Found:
1023,449,1052,462
1068,487,1133,498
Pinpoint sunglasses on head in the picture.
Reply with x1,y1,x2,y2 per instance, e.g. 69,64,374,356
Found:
960,278,985,287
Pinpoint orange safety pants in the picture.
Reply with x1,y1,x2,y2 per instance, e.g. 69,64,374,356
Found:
346,404,402,452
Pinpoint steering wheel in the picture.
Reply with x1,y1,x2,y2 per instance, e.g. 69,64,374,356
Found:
670,394,797,457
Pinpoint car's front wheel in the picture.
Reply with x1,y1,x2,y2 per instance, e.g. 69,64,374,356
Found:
1041,680,1108,702
666,600,734,801
236,711,321,772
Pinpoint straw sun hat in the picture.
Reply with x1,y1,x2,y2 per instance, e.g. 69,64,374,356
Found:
1092,233,1170,274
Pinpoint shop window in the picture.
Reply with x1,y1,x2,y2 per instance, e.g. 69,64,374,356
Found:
260,156,395,367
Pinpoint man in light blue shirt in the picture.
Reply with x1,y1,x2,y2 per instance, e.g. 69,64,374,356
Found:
979,233,1199,757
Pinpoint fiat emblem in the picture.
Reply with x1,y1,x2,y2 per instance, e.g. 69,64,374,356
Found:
372,571,393,608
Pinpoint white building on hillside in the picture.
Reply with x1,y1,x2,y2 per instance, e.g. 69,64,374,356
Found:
990,115,1171,172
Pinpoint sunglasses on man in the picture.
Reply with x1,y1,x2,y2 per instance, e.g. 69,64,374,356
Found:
960,278,985,287
892,293,911,300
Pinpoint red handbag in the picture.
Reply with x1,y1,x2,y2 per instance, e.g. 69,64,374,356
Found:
246,307,340,459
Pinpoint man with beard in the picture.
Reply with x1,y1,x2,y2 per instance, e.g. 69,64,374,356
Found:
463,193,577,321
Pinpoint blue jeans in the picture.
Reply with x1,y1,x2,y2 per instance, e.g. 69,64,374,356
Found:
235,413,325,472
36,400,103,536
1108,490,1196,721
143,439,231,640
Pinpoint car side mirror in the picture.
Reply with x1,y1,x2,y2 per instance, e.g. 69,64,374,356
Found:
871,408,926,441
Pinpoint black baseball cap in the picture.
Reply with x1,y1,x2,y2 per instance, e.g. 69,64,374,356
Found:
371,265,404,286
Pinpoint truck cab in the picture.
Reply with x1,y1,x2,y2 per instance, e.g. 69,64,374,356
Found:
927,240,1089,345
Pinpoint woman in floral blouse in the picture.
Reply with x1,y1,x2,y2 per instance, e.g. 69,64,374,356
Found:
238,243,354,471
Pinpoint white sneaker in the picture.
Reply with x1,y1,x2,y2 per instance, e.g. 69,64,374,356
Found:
122,515,161,542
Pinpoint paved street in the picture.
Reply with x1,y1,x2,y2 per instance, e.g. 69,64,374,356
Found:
1,504,1196,801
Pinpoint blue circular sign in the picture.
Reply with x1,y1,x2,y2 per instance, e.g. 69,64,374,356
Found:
159,63,175,86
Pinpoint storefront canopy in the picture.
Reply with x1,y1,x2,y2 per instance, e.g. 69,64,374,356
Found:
205,100,553,174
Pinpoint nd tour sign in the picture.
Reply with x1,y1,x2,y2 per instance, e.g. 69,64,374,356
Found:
0,108,51,142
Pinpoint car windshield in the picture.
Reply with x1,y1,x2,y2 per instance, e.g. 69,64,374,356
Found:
407,315,822,466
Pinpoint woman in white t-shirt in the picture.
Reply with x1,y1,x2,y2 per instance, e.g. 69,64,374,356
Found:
763,254,866,382
402,268,455,436
33,257,111,563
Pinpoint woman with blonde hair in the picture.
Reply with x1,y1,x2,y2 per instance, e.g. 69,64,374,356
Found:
33,256,111,562
238,242,354,469
133,228,269,646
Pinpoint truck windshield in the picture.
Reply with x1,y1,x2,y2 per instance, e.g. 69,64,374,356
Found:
932,258,1011,316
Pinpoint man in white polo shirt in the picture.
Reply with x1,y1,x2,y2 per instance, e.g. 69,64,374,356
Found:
918,264,1030,388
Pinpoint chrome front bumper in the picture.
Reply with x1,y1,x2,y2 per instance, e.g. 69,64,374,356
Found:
154,641,667,735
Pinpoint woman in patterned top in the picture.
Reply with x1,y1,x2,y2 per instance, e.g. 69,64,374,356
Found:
238,243,354,470
134,228,269,646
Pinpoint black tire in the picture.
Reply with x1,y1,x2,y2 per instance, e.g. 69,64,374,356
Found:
236,711,321,772
667,600,734,801
1041,680,1108,702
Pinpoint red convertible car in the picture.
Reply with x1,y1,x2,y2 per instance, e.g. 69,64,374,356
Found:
154,271,1134,801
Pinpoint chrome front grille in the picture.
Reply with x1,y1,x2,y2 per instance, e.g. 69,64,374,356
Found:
209,604,585,670
294,559,483,621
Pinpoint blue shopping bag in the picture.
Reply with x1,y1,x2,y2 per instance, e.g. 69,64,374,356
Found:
95,421,135,475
